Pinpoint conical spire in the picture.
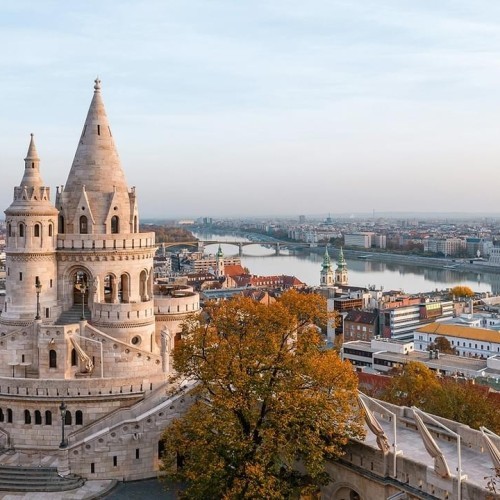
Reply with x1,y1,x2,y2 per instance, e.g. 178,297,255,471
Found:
322,246,331,270
60,78,134,233
64,78,128,195
337,246,346,269
216,244,224,258
20,133,44,188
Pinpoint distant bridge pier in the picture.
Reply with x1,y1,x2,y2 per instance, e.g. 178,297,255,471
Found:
238,243,243,257
197,241,205,252
275,242,280,256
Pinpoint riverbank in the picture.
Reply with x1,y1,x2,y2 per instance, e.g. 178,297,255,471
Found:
294,246,500,276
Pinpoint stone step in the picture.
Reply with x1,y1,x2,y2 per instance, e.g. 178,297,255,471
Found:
0,465,84,492
56,305,90,325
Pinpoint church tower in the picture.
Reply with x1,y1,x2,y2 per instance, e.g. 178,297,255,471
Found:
55,79,156,347
320,246,334,287
215,244,225,278
335,247,349,286
2,135,59,325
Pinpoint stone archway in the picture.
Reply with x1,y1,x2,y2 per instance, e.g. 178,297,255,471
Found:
330,484,362,500
73,270,90,306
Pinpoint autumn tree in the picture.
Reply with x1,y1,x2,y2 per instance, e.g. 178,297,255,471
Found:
450,285,474,298
161,290,364,499
382,361,440,407
424,380,500,433
428,336,456,355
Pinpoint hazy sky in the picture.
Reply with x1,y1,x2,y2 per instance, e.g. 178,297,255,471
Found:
2,1,500,218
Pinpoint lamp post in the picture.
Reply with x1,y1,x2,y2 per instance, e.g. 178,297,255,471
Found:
35,277,42,320
80,282,87,321
59,401,67,448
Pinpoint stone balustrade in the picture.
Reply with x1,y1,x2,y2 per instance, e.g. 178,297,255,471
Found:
56,232,155,251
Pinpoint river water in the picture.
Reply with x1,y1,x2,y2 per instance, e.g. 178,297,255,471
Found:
193,232,499,294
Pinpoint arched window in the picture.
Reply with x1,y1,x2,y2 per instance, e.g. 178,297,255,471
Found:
34,224,40,237
71,348,77,367
34,410,42,425
48,224,53,237
7,409,12,423
79,216,88,234
75,410,83,425
111,216,119,234
58,215,65,234
19,224,24,238
49,349,57,368
45,410,52,425
7,224,11,237
0,409,4,422
24,410,31,425
65,411,72,426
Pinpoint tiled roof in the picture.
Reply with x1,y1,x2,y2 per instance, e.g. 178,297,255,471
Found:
417,322,500,343
344,310,378,325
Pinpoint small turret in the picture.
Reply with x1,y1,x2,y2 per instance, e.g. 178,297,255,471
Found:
320,246,334,287
335,247,349,286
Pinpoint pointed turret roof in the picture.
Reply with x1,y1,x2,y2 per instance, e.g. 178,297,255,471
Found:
5,134,58,216
337,246,347,269
216,244,224,258
20,134,44,188
322,246,331,270
59,78,134,233
64,78,128,196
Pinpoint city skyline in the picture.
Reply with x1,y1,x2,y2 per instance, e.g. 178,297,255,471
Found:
3,1,500,217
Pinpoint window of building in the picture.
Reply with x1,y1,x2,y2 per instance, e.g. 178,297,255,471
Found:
71,349,77,366
113,456,117,467
65,411,72,426
48,224,53,237
75,410,83,425
7,409,12,423
19,272,22,281
34,224,40,237
49,350,57,368
79,216,88,234
7,224,11,237
24,410,31,425
58,215,65,234
0,409,3,423
45,411,52,425
45,308,50,318
34,410,42,425
111,216,119,234
19,224,24,238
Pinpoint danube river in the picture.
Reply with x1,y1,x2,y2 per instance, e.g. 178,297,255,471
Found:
193,232,500,294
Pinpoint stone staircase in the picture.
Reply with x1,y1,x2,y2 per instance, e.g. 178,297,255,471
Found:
0,465,84,492
56,305,90,325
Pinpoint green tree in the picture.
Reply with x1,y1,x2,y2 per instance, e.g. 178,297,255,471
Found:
161,291,364,499
382,361,440,407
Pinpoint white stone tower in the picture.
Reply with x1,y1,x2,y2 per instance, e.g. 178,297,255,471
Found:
320,246,334,287
55,78,156,348
2,134,59,325
335,246,349,286
215,244,225,278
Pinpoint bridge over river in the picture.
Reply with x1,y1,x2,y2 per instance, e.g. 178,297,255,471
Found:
158,240,317,256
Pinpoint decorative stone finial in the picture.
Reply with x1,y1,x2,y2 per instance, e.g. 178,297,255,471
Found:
94,77,101,92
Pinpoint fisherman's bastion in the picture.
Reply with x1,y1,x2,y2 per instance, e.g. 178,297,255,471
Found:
0,80,499,499
0,79,198,486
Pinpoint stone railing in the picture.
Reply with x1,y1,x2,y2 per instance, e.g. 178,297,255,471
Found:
56,232,155,251
67,379,195,446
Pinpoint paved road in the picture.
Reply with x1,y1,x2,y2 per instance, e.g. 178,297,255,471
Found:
102,479,181,499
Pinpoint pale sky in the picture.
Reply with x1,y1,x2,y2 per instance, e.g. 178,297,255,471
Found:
2,1,500,218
